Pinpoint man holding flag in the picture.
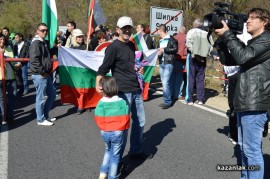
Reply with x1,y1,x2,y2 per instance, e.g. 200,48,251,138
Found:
96,16,153,164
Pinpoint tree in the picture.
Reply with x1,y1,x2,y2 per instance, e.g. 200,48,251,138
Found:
1,0,270,36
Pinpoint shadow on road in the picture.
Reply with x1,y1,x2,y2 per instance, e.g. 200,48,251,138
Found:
4,108,36,131
53,99,77,120
217,125,229,137
120,118,176,178
264,154,270,178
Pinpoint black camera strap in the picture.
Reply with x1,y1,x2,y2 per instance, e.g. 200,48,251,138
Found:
207,30,214,46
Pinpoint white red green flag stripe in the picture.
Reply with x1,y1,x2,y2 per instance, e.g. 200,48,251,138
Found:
58,47,158,108
142,49,158,100
131,31,149,51
94,97,130,131
42,0,58,48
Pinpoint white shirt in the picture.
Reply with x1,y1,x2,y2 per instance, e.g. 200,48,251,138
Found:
17,41,24,55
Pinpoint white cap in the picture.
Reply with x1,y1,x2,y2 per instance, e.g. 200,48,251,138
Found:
72,29,84,37
117,16,133,28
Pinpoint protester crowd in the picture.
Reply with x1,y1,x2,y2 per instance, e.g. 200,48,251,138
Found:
1,7,270,179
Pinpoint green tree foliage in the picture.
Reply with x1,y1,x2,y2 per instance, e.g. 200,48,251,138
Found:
1,0,270,36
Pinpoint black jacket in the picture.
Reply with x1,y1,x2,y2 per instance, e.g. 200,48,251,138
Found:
13,41,30,64
29,38,52,75
158,36,178,64
143,34,155,49
223,30,270,112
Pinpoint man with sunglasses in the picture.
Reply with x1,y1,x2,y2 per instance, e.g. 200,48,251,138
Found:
29,23,56,126
215,8,270,179
96,16,153,168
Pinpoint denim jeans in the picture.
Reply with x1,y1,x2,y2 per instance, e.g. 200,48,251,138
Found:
159,63,174,105
21,63,29,93
171,60,184,99
32,75,56,122
118,90,146,155
100,130,128,179
237,111,268,179
0,80,17,121
51,68,58,91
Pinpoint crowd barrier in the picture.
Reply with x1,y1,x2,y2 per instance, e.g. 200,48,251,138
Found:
0,53,29,120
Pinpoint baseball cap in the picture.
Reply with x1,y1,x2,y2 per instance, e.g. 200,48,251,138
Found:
117,16,133,28
72,29,84,37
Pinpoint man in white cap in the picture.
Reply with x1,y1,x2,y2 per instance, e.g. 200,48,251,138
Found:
96,16,153,178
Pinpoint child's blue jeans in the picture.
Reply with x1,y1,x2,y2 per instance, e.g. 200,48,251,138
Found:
100,130,128,179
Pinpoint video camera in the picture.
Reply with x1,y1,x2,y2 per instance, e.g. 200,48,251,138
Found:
99,25,108,32
203,2,247,34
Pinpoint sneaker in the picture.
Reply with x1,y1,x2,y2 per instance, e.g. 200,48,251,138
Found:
162,104,171,109
198,101,203,105
158,103,165,107
48,118,57,122
77,109,85,115
231,140,237,145
188,102,194,105
98,173,107,179
86,109,92,112
129,152,153,160
37,120,54,126
181,100,188,104
178,96,185,101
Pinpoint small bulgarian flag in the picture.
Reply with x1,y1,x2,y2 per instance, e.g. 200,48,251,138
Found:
130,31,149,51
58,47,158,108
142,49,158,100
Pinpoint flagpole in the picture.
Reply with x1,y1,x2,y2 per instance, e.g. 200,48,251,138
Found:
86,9,94,51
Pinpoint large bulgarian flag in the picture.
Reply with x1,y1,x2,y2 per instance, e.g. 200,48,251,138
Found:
58,47,158,108
42,0,58,49
58,48,104,108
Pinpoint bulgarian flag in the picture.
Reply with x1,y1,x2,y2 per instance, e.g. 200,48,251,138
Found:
142,49,158,100
87,0,106,39
131,32,157,100
58,47,104,109
130,31,149,51
42,0,58,49
58,47,158,108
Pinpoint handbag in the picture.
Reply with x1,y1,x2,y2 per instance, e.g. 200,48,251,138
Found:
8,62,22,86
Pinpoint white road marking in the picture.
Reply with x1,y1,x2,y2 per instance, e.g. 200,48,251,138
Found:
0,124,8,179
151,89,227,118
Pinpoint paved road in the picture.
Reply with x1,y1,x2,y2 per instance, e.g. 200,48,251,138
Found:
1,83,270,179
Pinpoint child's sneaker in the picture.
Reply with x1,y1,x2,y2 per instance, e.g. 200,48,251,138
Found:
99,173,107,179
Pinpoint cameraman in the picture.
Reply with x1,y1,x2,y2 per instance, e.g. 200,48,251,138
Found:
215,8,270,179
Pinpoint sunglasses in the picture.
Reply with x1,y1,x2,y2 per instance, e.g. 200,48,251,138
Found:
39,29,48,33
